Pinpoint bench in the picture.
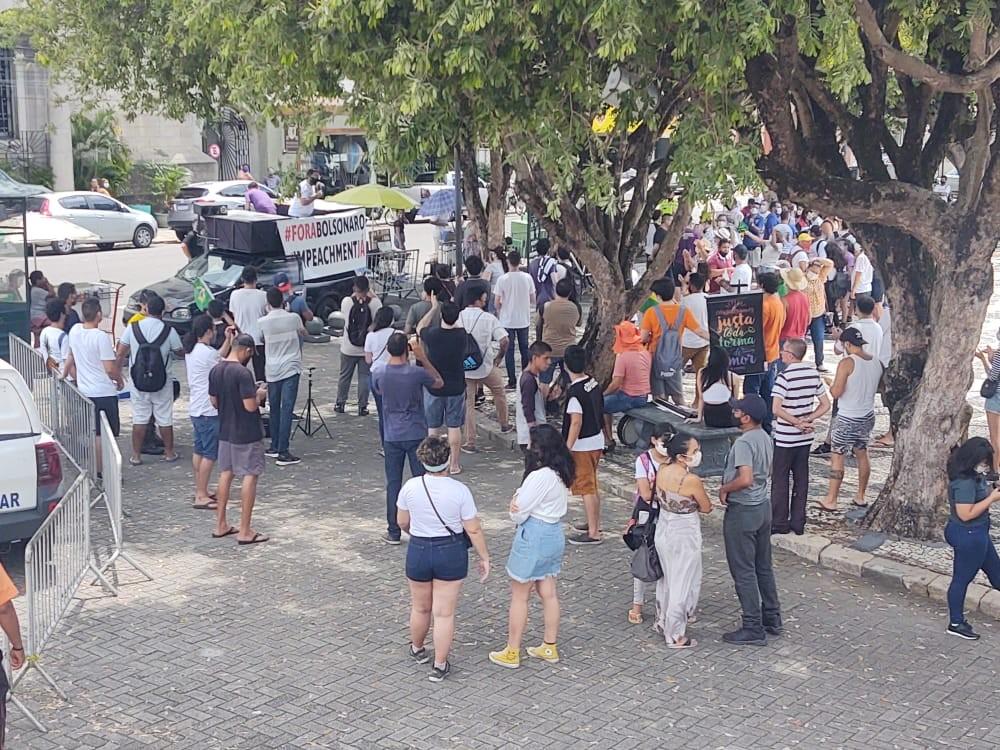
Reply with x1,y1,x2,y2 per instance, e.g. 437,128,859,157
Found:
616,404,742,478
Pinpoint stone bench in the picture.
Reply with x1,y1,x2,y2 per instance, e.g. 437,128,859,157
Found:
616,404,742,478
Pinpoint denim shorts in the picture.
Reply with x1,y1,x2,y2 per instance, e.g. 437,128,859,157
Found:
603,391,648,414
506,517,565,583
424,391,466,429
191,415,220,460
406,535,469,582
986,392,1000,415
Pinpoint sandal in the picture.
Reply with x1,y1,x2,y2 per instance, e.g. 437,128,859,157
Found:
128,456,143,466
212,527,238,538
667,637,697,650
628,610,643,625
870,436,894,449
161,453,181,463
193,501,218,510
816,503,840,513
238,532,270,546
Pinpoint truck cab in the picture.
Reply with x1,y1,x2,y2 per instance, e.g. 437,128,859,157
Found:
0,360,64,547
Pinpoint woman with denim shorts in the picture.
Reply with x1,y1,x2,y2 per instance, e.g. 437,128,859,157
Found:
183,314,232,510
397,437,490,683
489,425,573,669
976,339,1000,472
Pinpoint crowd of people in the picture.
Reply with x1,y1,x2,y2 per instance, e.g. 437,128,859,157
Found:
21,192,1000,692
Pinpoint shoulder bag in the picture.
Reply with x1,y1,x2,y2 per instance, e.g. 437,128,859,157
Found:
981,378,998,399
421,477,473,549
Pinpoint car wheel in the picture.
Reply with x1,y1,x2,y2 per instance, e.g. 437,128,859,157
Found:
52,238,74,254
314,294,340,323
133,225,154,248
97,242,116,251
175,230,187,242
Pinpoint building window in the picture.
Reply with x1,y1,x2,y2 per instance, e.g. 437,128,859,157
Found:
0,50,16,139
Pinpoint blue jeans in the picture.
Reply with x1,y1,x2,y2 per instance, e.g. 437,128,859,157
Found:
742,361,777,433
603,392,648,414
505,326,529,384
267,374,300,454
384,438,424,539
945,521,1000,624
808,315,826,368
370,374,384,444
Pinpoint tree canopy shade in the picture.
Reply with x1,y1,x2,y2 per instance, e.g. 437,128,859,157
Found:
14,0,1000,537
745,0,1000,537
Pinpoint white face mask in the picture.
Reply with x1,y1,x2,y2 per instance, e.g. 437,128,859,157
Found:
653,442,670,457
687,450,703,469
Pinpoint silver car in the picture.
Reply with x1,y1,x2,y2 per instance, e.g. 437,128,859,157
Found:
167,180,278,240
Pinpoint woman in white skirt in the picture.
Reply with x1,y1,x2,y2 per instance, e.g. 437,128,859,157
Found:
653,433,712,648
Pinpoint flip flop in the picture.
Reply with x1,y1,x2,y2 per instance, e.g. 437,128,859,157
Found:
128,457,143,466
628,610,643,625
870,438,894,449
238,532,270,546
816,503,840,513
450,467,463,476
667,638,697,649
851,501,870,508
161,454,181,463
212,527,238,538
193,502,218,511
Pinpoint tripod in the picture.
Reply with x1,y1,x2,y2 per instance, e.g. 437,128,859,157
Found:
295,367,333,438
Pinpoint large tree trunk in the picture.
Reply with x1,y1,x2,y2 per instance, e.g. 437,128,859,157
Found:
458,144,511,262
863,240,992,538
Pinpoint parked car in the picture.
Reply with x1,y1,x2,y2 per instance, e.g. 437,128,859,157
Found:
396,173,490,209
167,181,278,240
27,192,157,254
0,359,64,547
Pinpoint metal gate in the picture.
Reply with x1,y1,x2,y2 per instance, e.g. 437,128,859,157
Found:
202,108,251,180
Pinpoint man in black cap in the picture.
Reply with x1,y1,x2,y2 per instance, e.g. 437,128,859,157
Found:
719,393,781,645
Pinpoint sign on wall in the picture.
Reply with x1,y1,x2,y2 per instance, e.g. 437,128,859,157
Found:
277,210,367,281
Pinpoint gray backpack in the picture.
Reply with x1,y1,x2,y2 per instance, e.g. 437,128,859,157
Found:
651,304,685,379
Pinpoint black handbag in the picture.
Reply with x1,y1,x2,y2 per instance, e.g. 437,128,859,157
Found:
422,477,473,549
982,379,998,399
629,524,663,582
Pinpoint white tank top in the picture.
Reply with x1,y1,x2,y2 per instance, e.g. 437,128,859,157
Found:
838,353,882,418
702,380,732,405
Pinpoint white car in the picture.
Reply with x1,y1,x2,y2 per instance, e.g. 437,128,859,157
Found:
28,191,157,254
0,359,64,545
168,180,278,240
396,172,490,209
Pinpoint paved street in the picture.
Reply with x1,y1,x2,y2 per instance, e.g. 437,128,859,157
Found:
7,339,1000,749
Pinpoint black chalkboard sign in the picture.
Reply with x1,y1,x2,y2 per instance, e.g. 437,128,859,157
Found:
706,291,765,376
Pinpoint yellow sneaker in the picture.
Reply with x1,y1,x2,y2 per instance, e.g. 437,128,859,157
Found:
526,643,560,663
488,646,521,668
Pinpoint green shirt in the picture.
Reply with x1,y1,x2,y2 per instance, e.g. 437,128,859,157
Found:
638,294,659,314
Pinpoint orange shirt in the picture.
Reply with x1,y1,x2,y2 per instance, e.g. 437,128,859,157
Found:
0,564,18,607
640,303,700,352
762,293,786,362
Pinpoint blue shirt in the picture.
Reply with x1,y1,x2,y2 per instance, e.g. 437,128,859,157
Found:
948,476,991,529
763,212,780,239
372,363,434,442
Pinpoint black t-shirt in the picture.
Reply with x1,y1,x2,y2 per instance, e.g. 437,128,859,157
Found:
208,360,262,444
183,231,205,259
454,278,491,311
65,308,81,333
420,326,467,397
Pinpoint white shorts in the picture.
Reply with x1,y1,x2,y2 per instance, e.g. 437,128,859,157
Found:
131,384,174,427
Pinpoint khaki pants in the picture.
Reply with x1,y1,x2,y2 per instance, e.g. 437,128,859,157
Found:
464,366,509,446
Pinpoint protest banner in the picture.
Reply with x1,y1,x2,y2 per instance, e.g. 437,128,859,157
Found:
707,291,765,375
278,210,367,281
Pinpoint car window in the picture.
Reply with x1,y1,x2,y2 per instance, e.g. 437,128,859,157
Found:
177,254,246,290
58,195,88,210
218,185,247,197
177,187,209,200
89,196,122,212
26,197,44,212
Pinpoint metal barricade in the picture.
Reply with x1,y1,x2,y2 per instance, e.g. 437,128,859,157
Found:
50,378,98,482
94,413,152,583
367,248,420,299
15,474,117,707
6,332,47,392
0,615,45,732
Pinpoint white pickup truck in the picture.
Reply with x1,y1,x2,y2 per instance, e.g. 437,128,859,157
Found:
0,359,64,546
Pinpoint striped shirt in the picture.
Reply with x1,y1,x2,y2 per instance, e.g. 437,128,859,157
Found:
772,363,826,447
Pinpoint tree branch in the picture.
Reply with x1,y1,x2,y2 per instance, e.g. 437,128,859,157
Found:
855,0,1000,93
627,197,692,310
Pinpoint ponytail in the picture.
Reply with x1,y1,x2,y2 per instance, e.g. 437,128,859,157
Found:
663,432,692,464
184,314,214,354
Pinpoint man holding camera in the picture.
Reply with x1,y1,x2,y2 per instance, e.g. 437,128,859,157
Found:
289,169,323,218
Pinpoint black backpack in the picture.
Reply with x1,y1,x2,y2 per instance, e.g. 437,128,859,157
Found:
347,296,373,347
130,321,171,392
559,261,584,302
462,312,485,372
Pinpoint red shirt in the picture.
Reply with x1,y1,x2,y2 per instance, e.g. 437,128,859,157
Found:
706,251,734,293
780,290,810,340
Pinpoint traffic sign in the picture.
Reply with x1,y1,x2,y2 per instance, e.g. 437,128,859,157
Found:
208,143,221,160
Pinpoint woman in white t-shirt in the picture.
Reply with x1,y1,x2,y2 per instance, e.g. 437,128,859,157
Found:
489,425,572,669
364,307,396,448
183,315,233,509
397,437,490,683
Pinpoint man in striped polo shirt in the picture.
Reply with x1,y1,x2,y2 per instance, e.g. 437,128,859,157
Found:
770,338,831,534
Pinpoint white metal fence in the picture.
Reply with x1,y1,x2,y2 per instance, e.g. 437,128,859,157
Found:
367,248,420,299
0,629,44,733
15,474,116,704
95,413,151,583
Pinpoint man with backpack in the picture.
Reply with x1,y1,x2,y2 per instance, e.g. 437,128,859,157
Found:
337,276,382,415
639,278,708,406
116,293,184,465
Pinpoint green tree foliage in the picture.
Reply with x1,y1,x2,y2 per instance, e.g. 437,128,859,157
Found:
70,110,133,193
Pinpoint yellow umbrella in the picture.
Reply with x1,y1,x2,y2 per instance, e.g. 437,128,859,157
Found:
330,184,418,210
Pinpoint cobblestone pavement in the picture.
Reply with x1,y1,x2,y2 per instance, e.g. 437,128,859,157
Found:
7,344,1000,750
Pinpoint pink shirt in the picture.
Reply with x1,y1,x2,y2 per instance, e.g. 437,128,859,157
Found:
613,350,651,397
707,252,734,293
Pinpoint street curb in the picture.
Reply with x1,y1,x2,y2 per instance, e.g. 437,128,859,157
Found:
473,411,1000,623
